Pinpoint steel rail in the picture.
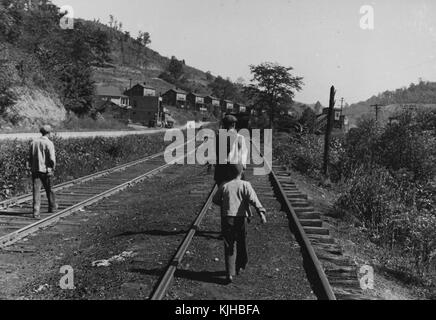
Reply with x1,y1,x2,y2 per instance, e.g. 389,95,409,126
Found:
0,141,200,248
0,160,176,248
0,135,199,209
150,184,218,300
251,139,336,300
0,151,166,209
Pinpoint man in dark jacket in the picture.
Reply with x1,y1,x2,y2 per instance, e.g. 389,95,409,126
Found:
214,115,248,186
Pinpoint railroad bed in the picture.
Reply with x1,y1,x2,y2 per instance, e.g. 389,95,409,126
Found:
0,141,368,300
148,144,368,300
0,151,175,248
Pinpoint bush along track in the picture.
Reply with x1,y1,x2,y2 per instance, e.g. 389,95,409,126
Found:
273,108,436,296
0,132,170,201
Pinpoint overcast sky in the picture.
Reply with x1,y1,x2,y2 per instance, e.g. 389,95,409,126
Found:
52,0,436,106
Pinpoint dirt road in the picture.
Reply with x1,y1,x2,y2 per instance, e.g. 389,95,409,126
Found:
0,122,209,141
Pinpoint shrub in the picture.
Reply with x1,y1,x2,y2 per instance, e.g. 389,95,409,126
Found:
0,133,168,200
274,108,436,281
274,133,344,179
335,166,436,276
60,113,128,131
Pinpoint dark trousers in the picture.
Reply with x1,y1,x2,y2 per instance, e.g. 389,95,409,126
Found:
221,216,248,277
32,172,56,215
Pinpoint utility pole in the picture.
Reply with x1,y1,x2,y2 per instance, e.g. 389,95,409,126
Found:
323,86,336,184
371,104,385,124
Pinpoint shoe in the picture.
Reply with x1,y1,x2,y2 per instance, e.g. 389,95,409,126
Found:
226,275,234,284
33,214,41,220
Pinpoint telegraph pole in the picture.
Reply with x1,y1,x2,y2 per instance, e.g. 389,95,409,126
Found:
371,104,385,124
323,86,336,184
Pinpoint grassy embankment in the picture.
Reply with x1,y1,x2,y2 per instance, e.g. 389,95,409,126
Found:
273,108,436,299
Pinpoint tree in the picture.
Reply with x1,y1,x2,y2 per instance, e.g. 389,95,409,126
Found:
299,107,317,133
314,101,323,114
205,71,213,81
208,76,240,101
0,1,110,117
137,31,151,47
246,62,304,129
109,14,114,28
168,56,184,80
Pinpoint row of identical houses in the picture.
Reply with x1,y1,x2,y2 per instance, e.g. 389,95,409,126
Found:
160,88,246,114
95,83,247,127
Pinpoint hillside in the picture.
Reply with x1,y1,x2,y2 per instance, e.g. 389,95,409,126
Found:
345,81,436,126
0,1,316,131
81,19,213,95
0,1,240,131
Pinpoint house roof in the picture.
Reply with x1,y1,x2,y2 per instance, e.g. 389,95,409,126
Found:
206,96,220,101
131,83,156,91
95,100,131,112
96,86,127,97
189,92,206,98
165,88,188,95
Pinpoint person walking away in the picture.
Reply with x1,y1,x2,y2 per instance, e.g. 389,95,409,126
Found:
213,164,267,284
214,115,249,186
27,125,58,219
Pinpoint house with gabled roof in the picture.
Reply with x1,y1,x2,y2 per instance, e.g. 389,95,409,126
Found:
162,88,188,109
124,83,157,97
187,92,207,112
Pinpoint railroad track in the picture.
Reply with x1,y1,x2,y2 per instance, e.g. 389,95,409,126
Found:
148,139,368,300
151,184,218,300
146,141,339,300
1,133,367,300
0,143,194,249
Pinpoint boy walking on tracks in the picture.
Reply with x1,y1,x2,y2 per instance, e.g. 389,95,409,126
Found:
213,165,267,283
27,125,58,219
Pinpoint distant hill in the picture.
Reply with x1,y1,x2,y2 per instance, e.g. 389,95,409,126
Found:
344,81,436,127
81,19,214,96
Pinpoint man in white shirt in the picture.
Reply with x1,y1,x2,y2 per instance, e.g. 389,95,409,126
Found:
28,125,58,219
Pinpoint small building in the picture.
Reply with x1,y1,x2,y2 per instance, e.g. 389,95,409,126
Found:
129,96,163,127
205,96,220,107
162,89,188,109
187,93,207,112
124,83,157,97
221,100,234,113
94,100,131,122
204,96,221,113
95,86,130,108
